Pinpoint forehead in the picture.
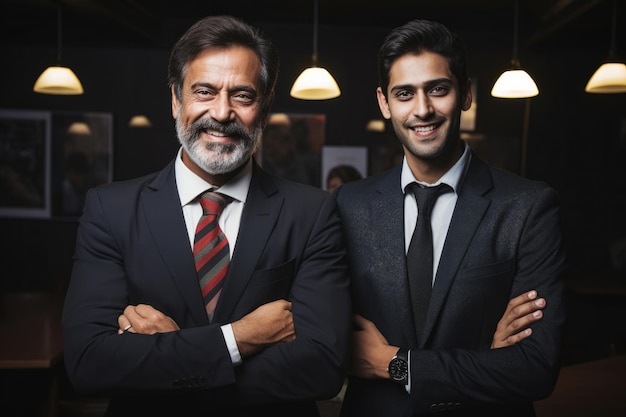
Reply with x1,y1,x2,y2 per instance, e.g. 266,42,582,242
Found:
388,51,456,87
184,45,261,87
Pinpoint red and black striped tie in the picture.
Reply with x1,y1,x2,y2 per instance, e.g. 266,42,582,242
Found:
194,191,232,322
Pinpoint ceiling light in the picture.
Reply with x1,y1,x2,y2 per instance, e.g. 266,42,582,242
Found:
67,122,91,135
365,119,385,132
491,0,539,99
129,115,152,128
33,7,84,95
290,0,340,100
585,0,626,94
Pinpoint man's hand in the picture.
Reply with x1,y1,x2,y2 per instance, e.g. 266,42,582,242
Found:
118,304,180,335
491,290,545,349
231,299,295,358
348,314,398,380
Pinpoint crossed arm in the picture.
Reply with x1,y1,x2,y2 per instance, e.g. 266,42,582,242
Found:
117,299,295,358
347,290,546,380
117,290,544,364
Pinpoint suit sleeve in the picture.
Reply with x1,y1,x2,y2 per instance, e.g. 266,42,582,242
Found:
230,194,352,404
408,185,566,412
62,187,237,396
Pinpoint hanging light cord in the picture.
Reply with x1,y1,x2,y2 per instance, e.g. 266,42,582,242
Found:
511,0,520,67
56,6,63,64
609,0,617,58
312,0,319,66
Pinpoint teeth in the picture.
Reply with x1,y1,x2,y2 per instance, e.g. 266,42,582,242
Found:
206,130,226,137
413,125,436,133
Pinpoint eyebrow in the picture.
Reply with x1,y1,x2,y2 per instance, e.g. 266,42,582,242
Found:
390,77,454,92
189,82,258,95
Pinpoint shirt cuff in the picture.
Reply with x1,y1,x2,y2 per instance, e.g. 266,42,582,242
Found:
221,324,242,365
406,349,411,393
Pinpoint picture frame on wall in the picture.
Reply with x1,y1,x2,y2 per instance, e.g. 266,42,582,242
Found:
51,111,113,218
321,146,367,192
0,109,51,218
259,112,326,188
0,109,113,219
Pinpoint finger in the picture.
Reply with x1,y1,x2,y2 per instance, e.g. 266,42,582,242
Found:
508,309,544,335
507,290,537,312
134,303,158,319
352,314,370,329
505,328,533,347
117,314,130,334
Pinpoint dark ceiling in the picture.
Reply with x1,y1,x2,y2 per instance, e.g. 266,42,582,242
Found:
1,0,622,54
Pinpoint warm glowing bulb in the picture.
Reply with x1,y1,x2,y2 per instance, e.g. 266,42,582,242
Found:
290,67,341,100
585,62,626,93
491,69,539,98
33,66,84,95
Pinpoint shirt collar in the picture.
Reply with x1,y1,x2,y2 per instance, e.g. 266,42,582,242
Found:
400,142,471,194
174,147,252,206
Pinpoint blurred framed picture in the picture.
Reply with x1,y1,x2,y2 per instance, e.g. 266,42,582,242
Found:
50,111,113,218
259,113,326,188
0,109,51,218
0,109,113,219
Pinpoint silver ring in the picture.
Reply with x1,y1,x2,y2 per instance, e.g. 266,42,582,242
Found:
123,324,132,332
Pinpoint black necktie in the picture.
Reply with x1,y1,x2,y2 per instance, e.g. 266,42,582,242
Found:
406,183,451,339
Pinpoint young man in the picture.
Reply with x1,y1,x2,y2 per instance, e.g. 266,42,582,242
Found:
335,19,566,417
62,15,350,416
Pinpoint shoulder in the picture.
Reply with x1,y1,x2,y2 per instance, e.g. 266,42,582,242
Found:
335,166,401,204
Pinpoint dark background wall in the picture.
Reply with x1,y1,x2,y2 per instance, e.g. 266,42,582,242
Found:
1,16,625,363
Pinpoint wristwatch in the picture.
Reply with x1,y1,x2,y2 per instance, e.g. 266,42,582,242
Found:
387,348,408,385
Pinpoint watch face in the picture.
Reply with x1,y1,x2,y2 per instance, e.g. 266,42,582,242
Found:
389,356,408,382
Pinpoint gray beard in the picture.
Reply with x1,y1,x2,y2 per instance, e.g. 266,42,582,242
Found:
175,116,261,175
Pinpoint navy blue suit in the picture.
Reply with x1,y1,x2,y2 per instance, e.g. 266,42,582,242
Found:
336,154,566,417
62,159,351,416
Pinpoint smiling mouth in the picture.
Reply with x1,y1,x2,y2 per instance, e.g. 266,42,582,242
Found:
413,123,441,134
204,129,228,137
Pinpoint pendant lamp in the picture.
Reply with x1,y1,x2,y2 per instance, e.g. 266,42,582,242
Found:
33,7,84,95
491,0,539,98
129,115,153,128
585,0,626,94
290,0,341,100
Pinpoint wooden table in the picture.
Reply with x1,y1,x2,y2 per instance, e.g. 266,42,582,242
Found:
0,292,65,417
534,355,626,417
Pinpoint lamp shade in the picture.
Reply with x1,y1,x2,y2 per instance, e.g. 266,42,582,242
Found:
67,122,91,135
491,69,539,98
33,66,84,95
585,62,626,93
129,115,153,127
290,66,341,100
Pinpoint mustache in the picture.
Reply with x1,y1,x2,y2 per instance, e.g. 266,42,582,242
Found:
189,117,251,140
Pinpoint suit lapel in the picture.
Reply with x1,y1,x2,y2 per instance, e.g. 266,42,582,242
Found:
373,169,420,346
421,156,493,346
212,164,281,322
142,161,208,326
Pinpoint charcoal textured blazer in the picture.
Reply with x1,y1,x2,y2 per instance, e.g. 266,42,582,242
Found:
62,158,351,417
335,154,566,417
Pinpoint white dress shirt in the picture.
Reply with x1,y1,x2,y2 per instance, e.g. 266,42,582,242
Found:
399,143,471,391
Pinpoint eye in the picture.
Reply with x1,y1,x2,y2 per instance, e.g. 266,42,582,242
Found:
395,90,414,101
429,85,450,96
232,91,257,106
193,87,216,100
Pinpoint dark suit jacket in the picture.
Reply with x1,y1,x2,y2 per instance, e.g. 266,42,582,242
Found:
335,154,566,417
62,159,351,417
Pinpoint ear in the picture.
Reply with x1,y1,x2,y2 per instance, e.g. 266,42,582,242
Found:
376,87,391,120
461,80,473,111
171,85,180,119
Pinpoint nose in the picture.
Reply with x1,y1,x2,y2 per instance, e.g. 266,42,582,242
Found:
208,94,235,122
413,91,434,120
